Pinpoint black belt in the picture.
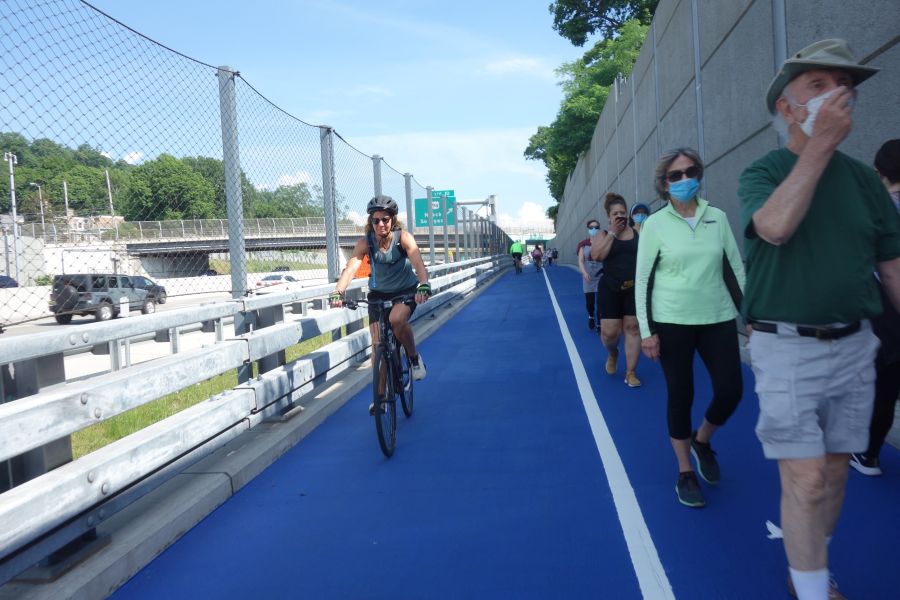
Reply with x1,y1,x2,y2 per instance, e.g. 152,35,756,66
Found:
749,320,861,340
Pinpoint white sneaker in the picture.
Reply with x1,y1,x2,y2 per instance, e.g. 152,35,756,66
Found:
411,355,427,381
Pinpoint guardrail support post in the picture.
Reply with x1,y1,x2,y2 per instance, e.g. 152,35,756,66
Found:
257,305,286,375
0,356,70,494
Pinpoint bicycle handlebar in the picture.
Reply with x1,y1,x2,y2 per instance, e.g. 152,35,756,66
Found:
344,294,414,311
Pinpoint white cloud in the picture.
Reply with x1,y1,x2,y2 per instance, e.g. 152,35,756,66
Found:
483,56,554,79
100,151,112,159
347,127,556,230
345,210,367,225
122,151,143,165
277,171,313,187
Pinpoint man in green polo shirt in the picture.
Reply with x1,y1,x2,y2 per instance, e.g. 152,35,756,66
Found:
739,39,900,600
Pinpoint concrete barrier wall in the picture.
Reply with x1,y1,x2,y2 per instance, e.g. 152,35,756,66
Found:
553,0,899,263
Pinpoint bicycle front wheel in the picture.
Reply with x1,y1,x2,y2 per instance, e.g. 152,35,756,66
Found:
373,344,397,457
396,338,414,417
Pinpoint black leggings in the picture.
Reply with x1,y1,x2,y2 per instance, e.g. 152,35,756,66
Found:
656,320,743,440
866,360,900,457
584,291,597,320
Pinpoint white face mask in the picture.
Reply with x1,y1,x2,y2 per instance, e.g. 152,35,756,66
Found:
794,87,854,137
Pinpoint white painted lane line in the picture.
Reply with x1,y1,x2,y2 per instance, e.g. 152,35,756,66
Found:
542,270,676,600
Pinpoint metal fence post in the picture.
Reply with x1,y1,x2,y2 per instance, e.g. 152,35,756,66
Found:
454,200,460,262
404,173,414,235
441,194,449,263
320,126,340,282
461,207,468,261
426,186,435,265
372,154,382,197
217,66,247,300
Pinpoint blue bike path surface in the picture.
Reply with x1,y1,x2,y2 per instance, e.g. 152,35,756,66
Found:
112,265,900,599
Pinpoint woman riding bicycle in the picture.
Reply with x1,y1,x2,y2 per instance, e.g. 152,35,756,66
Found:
331,195,431,391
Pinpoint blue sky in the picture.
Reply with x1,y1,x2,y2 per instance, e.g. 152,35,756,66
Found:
86,0,585,228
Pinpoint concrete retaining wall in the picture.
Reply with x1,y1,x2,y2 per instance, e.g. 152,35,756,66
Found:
553,0,899,261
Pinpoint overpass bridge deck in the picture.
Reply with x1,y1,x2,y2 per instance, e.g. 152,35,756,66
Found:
110,266,900,599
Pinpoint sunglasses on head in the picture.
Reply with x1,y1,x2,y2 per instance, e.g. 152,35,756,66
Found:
371,216,392,225
665,165,701,183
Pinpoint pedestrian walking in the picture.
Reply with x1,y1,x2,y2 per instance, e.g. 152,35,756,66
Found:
591,193,643,387
635,148,745,508
577,219,604,330
850,139,900,477
739,39,900,600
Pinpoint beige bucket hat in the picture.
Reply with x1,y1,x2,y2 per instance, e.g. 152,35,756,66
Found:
766,38,879,113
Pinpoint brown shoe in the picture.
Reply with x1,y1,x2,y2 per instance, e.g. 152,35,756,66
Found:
787,571,847,600
624,371,641,387
605,349,618,375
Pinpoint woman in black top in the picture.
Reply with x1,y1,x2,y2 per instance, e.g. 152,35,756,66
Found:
590,193,642,387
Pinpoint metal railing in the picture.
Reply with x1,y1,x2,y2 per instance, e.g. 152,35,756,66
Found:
0,255,510,587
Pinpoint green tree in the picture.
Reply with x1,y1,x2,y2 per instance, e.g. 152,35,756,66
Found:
525,18,648,201
253,183,323,219
121,154,216,221
182,156,258,218
550,0,658,46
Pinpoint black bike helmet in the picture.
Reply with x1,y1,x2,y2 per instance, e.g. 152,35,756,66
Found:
366,195,399,215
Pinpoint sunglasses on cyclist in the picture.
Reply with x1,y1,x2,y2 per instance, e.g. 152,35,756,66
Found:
666,165,701,183
371,216,392,225
588,226,600,231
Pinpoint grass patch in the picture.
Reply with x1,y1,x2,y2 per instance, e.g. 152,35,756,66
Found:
71,329,342,458
209,258,325,274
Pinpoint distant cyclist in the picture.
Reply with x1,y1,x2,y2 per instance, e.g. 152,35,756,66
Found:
531,244,544,271
331,195,431,406
509,240,524,272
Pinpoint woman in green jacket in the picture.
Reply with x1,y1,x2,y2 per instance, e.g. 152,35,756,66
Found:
634,147,745,509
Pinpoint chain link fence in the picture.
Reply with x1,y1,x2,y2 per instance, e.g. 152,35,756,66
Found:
0,0,512,330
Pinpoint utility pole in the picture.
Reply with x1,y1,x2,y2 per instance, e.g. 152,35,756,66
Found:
30,182,44,227
4,152,20,280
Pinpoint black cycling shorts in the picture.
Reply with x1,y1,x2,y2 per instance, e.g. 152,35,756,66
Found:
597,277,636,319
511,252,522,261
367,285,418,321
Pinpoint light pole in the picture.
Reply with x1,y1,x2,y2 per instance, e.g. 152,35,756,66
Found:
4,152,20,280
62,179,69,216
29,182,45,228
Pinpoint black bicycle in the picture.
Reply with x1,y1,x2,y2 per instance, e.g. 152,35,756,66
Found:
345,296,414,457
513,256,523,274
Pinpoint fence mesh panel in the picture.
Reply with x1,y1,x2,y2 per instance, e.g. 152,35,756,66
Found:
0,0,481,330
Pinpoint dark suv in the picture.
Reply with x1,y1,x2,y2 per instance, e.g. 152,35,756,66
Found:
49,274,156,324
131,275,167,304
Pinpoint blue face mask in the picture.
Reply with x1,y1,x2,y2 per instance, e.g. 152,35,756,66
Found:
632,213,647,224
669,178,699,203
588,227,600,237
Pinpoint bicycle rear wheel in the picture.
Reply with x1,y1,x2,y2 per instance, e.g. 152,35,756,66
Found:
373,344,397,457
396,338,414,417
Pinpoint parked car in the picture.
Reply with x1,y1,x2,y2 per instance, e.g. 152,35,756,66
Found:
0,275,18,288
131,275,167,304
49,274,155,324
254,274,301,294
201,268,219,276
272,265,290,272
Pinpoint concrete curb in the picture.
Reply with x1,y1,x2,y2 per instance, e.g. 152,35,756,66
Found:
0,268,507,600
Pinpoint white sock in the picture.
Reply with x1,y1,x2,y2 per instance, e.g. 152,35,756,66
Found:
789,567,829,600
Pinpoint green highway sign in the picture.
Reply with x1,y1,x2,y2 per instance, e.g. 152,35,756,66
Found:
414,190,456,227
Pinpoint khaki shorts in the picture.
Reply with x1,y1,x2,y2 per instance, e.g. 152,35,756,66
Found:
749,321,880,459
